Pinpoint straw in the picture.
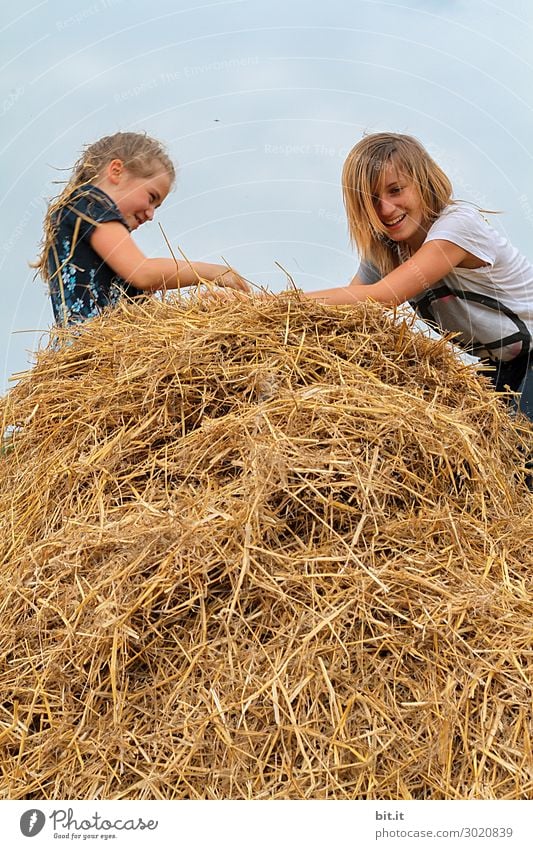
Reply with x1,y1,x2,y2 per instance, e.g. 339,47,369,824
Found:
0,294,531,799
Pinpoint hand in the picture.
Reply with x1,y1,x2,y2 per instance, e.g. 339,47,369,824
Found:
213,268,252,294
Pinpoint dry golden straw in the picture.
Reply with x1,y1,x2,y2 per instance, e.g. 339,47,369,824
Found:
0,295,532,800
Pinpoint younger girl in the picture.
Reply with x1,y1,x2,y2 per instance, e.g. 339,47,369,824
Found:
303,132,533,419
36,131,249,326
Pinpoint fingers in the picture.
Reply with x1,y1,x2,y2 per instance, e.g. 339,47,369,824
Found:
216,269,252,294
226,276,252,294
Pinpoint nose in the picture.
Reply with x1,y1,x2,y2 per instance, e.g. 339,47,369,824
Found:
145,207,155,221
376,197,396,219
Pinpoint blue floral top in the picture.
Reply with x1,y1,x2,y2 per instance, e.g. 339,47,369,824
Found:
47,185,142,326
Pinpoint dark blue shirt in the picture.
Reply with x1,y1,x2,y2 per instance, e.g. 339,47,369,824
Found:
47,185,142,325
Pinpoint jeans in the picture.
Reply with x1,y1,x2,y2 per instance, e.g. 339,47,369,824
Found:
518,362,533,421
480,350,533,422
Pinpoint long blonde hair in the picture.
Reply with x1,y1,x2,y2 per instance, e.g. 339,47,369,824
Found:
342,132,453,276
35,131,176,280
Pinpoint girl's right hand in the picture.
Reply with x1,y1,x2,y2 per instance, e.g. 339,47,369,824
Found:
213,268,252,293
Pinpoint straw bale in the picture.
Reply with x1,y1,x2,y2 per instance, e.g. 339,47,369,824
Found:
0,295,532,799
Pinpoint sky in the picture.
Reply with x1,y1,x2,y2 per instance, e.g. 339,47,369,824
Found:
2,0,532,391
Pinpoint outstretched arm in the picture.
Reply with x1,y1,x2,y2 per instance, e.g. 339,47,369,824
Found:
90,221,250,293
303,240,469,306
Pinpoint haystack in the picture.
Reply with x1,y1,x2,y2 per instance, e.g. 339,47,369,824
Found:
0,295,532,800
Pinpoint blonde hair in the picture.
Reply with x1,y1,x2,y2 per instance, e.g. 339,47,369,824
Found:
342,132,453,276
35,131,176,280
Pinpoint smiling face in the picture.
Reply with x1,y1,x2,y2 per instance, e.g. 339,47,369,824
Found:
97,158,172,231
373,159,427,251
113,167,172,231
342,134,454,275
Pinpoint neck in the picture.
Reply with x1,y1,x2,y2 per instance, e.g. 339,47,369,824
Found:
404,225,428,253
93,176,115,198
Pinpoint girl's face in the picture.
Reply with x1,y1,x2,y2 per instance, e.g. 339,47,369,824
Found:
105,162,172,231
372,160,427,250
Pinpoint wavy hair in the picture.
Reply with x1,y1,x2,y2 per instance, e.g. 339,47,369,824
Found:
35,131,176,280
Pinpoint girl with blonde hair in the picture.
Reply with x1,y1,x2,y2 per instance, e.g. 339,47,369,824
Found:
37,131,249,326
303,132,533,417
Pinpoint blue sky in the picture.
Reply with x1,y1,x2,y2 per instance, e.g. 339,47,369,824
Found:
2,0,532,389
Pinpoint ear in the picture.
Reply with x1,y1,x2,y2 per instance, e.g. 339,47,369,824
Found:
107,158,124,184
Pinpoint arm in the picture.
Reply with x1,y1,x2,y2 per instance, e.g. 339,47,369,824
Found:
90,221,250,292
303,240,469,306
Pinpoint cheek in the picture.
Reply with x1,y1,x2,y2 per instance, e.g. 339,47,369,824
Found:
410,195,424,217
128,191,145,209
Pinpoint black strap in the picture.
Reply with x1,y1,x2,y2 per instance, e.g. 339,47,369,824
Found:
411,284,531,357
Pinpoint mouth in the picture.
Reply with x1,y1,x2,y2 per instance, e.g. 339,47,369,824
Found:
383,213,406,230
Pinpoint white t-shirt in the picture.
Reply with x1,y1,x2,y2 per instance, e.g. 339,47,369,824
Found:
357,202,533,361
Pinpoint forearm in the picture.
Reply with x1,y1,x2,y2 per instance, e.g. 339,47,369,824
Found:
300,240,472,307
303,283,396,306
131,259,233,291
90,223,250,293
304,253,446,307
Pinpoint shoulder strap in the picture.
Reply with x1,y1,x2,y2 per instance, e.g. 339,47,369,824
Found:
411,284,531,357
